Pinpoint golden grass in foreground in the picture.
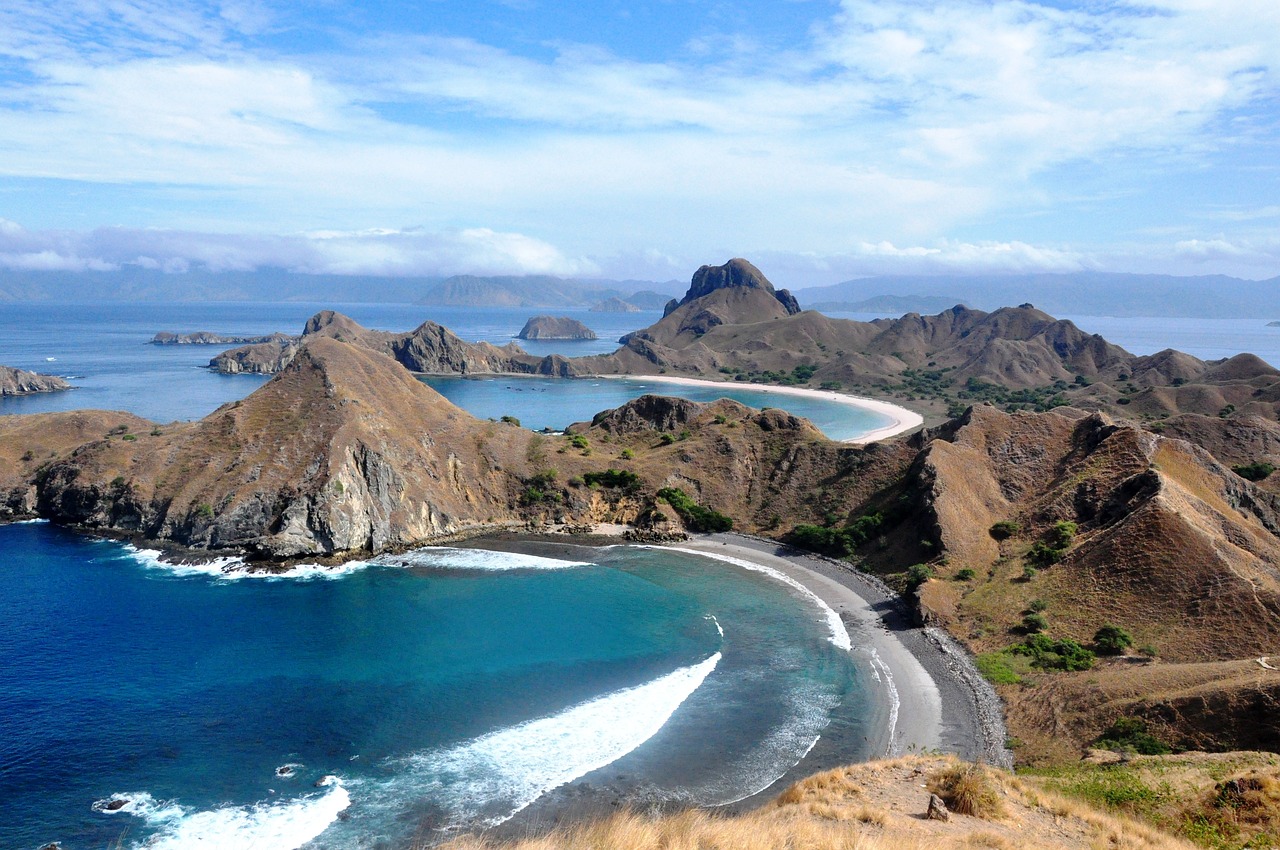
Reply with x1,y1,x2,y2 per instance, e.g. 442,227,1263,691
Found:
436,756,1193,850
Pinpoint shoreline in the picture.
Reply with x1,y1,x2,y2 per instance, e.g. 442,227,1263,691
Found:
592,373,925,443
466,528,1009,841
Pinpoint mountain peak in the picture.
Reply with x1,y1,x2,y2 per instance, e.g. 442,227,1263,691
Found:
681,258,801,315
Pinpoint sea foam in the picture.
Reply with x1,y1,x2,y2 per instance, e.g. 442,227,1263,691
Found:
116,542,370,581
388,652,721,827
375,546,592,572
660,547,852,650
96,781,349,850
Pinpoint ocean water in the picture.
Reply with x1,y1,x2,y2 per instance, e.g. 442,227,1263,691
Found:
0,522,874,850
0,303,892,439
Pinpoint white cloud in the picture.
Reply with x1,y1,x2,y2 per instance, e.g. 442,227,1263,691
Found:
0,223,595,278
0,1,1276,275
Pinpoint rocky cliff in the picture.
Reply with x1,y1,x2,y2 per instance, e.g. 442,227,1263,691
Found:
151,331,292,345
0,365,71,395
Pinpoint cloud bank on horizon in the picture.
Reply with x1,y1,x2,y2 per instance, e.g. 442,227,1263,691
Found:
0,0,1277,285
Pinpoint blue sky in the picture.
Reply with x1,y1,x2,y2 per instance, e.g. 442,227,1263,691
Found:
0,0,1277,285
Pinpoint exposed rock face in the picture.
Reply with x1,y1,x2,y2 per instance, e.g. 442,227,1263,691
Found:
516,316,598,340
34,338,536,558
590,297,641,313
0,365,71,396
151,331,292,345
683,258,801,316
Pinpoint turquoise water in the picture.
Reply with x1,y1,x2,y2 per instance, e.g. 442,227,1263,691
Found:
0,522,873,849
423,375,890,440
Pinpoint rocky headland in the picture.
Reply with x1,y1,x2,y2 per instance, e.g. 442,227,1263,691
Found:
0,364,71,396
516,315,597,340
209,310,574,377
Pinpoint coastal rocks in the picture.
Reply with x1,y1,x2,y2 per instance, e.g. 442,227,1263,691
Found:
0,364,71,395
516,316,598,340
210,340,299,373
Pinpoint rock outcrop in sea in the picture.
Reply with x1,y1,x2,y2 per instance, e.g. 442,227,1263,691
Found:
516,316,598,340
0,365,71,396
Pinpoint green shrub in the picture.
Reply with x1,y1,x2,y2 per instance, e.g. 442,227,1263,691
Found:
659,433,675,445
1027,541,1063,567
1022,612,1049,633
989,520,1020,540
905,563,934,590
1022,564,1039,581
1029,598,1048,612
567,434,589,450
1050,520,1077,548
1233,461,1276,482
195,503,215,519
582,469,640,491
787,524,853,556
620,449,634,460
955,568,976,581
713,414,727,424
1014,634,1095,671
1094,718,1170,755
1094,624,1134,655
500,415,521,427
121,434,137,441
656,487,733,533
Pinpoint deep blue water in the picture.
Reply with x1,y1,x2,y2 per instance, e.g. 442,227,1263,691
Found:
0,522,871,850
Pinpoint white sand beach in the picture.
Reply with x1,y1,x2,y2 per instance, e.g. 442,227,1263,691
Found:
595,374,924,443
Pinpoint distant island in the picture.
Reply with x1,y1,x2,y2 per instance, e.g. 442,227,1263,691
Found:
0,364,71,396
151,331,293,345
516,316,597,340
590,296,641,313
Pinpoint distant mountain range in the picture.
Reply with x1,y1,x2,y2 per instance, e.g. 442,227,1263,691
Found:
0,268,683,307
792,272,1280,319
2,267,1279,318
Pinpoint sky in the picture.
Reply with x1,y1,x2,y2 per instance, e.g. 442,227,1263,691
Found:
0,0,1278,286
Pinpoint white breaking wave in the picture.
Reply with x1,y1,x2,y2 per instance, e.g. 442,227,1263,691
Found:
390,652,721,827
117,543,370,581
95,780,350,850
375,546,592,571
661,547,852,651
865,648,902,757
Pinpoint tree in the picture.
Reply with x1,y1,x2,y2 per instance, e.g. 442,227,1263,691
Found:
1094,624,1134,655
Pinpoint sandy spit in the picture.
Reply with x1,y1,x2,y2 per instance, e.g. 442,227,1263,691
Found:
675,533,1011,771
592,374,924,443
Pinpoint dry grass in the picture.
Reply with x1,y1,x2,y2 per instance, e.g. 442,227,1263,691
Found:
926,764,1006,819
434,755,1194,850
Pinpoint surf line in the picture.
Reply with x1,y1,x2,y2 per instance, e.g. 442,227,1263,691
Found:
659,545,901,756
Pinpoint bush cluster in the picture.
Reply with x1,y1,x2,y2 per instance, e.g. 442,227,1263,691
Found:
1013,633,1095,671
657,487,733,533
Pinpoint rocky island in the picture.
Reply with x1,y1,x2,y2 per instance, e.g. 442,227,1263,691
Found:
590,296,641,313
516,315,598,340
151,331,293,345
0,364,71,396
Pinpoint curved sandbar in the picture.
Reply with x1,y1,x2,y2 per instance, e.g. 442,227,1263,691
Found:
671,534,1009,772
593,375,924,443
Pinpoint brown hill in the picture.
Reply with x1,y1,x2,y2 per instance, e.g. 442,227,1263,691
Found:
0,364,71,395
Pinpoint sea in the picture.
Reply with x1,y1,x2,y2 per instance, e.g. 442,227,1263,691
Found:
2,301,1277,849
